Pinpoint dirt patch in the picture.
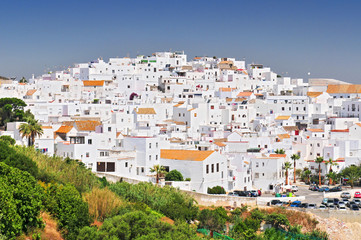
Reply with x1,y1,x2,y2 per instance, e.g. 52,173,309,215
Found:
160,216,175,225
40,212,63,240
311,213,361,240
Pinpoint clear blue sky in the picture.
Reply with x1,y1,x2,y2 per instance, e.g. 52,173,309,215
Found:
1,0,360,82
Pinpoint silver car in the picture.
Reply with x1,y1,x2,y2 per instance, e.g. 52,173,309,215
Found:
319,205,327,210
341,192,351,199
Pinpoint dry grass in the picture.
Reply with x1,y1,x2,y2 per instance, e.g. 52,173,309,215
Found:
40,212,63,240
83,187,122,221
262,207,318,232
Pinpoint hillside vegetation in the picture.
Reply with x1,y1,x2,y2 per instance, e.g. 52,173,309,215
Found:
0,138,329,240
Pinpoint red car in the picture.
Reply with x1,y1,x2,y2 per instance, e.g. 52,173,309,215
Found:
354,192,361,198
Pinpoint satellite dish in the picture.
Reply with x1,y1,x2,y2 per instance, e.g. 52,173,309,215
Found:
308,72,311,75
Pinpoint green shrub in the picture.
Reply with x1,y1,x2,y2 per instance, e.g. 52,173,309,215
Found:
42,183,91,240
198,208,227,233
165,169,184,181
109,182,198,221
207,186,226,194
185,177,191,181
0,162,43,238
0,135,15,145
0,141,39,177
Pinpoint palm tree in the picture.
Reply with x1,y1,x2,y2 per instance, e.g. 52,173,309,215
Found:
304,169,311,184
326,172,337,186
327,158,338,185
284,161,293,186
315,157,324,185
291,154,300,183
19,119,43,146
150,164,167,184
275,149,285,154
347,171,360,189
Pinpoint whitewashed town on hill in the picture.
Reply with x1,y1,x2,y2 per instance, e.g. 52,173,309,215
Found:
1,51,361,194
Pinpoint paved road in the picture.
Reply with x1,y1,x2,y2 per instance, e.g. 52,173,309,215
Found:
296,184,324,205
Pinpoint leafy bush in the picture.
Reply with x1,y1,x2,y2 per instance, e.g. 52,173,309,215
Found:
198,208,227,233
83,187,122,221
165,169,184,181
0,141,39,177
185,177,191,181
41,183,91,240
0,162,43,238
109,182,198,221
0,135,15,145
207,186,226,194
78,211,202,240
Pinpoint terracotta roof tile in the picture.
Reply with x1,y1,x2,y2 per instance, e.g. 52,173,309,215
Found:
83,80,104,86
307,92,323,98
237,92,253,97
331,129,349,132
160,149,214,161
75,121,102,131
327,84,361,94
275,115,290,120
55,126,73,134
308,129,324,132
25,89,37,96
135,108,156,114
269,154,287,158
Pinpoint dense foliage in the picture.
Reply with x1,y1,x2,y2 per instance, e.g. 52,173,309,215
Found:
207,185,226,194
0,97,30,126
41,183,91,240
0,141,39,177
77,211,202,240
109,181,199,221
0,135,15,145
0,162,43,239
165,169,184,181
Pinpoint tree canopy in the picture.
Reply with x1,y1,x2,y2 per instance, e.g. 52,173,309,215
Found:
165,169,184,181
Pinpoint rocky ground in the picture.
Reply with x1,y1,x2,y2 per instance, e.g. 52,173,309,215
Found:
310,213,361,240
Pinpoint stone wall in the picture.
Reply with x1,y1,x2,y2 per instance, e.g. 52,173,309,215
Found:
184,191,257,207
305,209,361,223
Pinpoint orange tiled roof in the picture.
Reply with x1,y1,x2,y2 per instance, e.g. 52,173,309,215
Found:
25,89,37,96
275,115,290,120
219,87,236,92
326,84,361,94
160,149,214,161
307,92,323,98
55,126,73,134
214,142,226,147
308,129,324,132
187,108,196,111
278,134,290,139
331,129,349,132
75,121,102,131
237,92,253,97
41,126,52,129
355,123,361,128
173,101,185,107
83,80,104,86
135,108,156,114
269,154,287,158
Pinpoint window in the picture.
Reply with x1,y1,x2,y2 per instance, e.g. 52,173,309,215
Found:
211,164,214,173
125,162,128,167
262,162,265,167
217,163,219,172
107,162,115,172
211,105,214,109
256,162,259,167
86,152,89,157
155,155,158,160
141,167,144,173
108,127,111,132
206,165,209,174
149,143,151,149
100,152,104,157
88,139,92,144
156,142,158,148
149,155,151,160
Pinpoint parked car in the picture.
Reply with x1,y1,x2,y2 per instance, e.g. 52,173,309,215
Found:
250,190,259,197
329,186,342,192
309,185,319,191
351,204,360,211
341,192,351,199
308,204,317,209
333,198,340,206
347,201,356,208
268,200,282,206
300,203,309,208
321,198,328,205
234,190,251,197
228,192,238,196
290,201,302,207
337,201,346,208
354,192,361,198
291,186,298,192
339,206,347,211
318,187,330,192
328,204,336,210
319,205,327,210
325,199,334,207
354,199,361,206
